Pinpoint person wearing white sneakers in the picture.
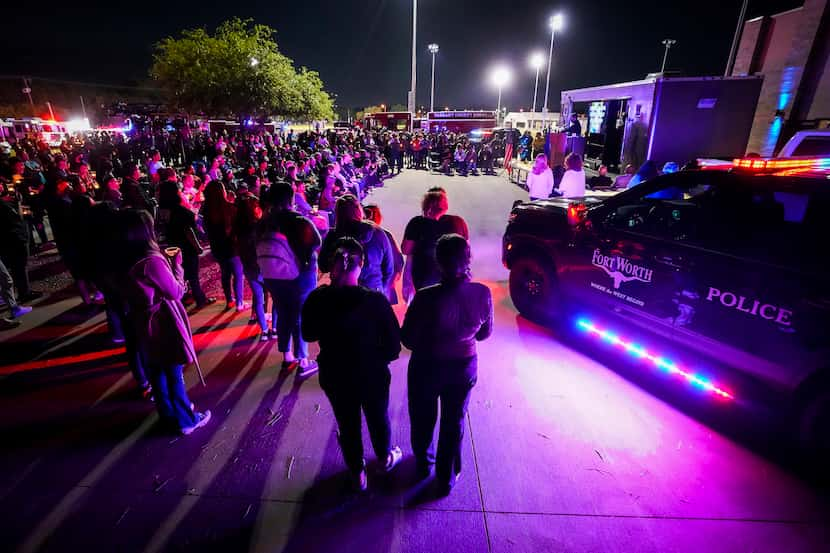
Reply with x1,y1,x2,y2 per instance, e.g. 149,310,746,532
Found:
1,258,31,329
302,238,403,492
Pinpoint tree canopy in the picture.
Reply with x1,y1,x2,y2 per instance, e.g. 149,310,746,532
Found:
150,18,334,122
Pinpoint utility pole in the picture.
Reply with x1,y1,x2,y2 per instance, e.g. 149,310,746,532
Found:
408,0,418,114
22,77,35,115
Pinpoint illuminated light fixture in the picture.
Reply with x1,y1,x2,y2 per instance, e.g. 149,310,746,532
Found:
732,156,830,172
575,318,734,400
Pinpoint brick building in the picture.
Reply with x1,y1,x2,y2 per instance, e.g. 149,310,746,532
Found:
731,0,830,156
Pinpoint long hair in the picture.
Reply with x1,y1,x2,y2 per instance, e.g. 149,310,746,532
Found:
335,194,363,229
203,180,229,225
117,209,159,274
564,152,583,172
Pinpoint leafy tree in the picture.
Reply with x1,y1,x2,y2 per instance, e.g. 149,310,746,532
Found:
355,104,387,121
150,18,333,121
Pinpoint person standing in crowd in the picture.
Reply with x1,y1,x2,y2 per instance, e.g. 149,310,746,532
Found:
319,194,394,296
559,152,586,198
0,191,38,303
402,234,493,495
427,187,470,240
526,154,554,201
401,190,447,303
302,237,403,492
202,180,246,312
100,175,122,207
363,204,404,304
257,184,321,376
158,178,215,309
121,163,154,213
119,209,211,435
234,189,270,340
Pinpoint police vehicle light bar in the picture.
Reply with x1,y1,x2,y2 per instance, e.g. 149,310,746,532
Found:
732,157,830,172
575,318,734,400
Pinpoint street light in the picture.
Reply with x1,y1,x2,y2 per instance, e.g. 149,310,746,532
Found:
542,13,564,115
250,57,259,67
428,43,440,113
528,52,545,113
490,65,512,124
409,0,418,114
660,39,677,73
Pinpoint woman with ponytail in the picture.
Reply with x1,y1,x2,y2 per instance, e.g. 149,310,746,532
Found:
301,237,403,492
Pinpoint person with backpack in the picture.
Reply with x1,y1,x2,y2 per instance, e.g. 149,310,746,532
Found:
257,184,321,377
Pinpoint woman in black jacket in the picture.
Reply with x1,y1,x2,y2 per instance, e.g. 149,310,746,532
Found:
402,234,494,495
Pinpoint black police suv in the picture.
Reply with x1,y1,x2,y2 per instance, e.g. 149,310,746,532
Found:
503,168,830,452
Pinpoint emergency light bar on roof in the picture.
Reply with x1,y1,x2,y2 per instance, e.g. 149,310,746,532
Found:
732,156,830,172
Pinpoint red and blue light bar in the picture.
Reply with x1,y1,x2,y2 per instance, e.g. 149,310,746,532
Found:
575,318,734,400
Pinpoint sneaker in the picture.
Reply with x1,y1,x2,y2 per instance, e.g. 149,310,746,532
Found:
297,360,319,378
281,360,299,372
225,301,236,311
180,410,212,436
236,301,248,313
259,332,270,342
269,329,278,339
352,468,368,492
384,446,403,473
11,305,32,318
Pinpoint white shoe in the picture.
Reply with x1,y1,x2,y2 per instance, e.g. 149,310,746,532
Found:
11,305,32,318
236,301,248,312
181,410,212,436
384,446,403,472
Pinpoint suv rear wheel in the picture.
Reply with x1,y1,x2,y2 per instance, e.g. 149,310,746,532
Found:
509,255,560,325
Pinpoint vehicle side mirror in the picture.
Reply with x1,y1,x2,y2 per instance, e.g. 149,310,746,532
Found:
512,199,524,209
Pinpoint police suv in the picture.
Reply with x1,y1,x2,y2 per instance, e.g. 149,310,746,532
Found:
502,156,830,452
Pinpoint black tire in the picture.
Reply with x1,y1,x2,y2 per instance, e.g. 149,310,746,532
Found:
508,254,560,325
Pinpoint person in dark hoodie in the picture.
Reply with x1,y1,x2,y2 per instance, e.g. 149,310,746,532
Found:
318,194,394,296
302,237,403,492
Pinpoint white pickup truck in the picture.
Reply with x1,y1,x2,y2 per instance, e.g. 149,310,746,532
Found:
778,129,830,157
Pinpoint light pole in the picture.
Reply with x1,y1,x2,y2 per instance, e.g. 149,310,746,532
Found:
408,0,418,114
428,43,439,113
660,39,676,73
543,13,564,116
490,65,512,125
529,52,545,113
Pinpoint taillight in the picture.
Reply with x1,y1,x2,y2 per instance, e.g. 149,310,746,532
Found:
567,202,588,226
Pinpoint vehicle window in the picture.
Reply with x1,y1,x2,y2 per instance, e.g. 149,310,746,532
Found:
791,136,830,157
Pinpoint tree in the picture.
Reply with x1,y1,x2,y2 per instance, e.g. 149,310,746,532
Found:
150,18,334,121
355,104,386,121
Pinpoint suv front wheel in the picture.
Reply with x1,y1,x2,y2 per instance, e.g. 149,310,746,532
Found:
508,255,560,325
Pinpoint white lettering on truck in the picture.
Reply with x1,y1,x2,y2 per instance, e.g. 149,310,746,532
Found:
705,287,793,327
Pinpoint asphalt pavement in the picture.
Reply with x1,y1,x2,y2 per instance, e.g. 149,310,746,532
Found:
1,169,828,552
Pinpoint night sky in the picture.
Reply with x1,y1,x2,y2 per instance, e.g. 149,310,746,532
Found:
3,0,803,113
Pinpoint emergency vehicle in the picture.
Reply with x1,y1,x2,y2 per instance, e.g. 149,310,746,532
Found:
502,156,830,454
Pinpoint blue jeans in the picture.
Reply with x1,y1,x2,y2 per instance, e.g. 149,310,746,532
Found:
265,266,316,358
247,273,268,333
217,255,244,305
149,363,198,430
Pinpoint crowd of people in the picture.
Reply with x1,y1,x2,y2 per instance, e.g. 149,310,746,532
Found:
0,125,493,496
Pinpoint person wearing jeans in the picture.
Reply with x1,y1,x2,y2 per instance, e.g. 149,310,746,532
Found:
1,257,32,328
402,234,493,495
120,209,210,436
257,184,320,376
202,180,246,312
